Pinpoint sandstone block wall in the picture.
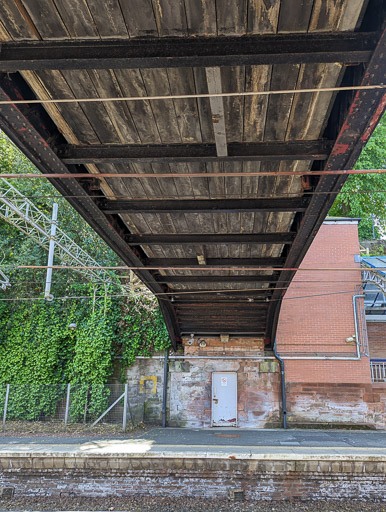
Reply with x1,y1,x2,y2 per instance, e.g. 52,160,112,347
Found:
123,337,281,428
286,382,386,429
1,454,385,500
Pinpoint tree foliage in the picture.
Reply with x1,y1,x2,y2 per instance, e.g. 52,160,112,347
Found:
0,133,171,420
329,113,386,240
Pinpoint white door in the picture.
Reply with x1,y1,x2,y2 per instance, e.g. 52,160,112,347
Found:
211,372,237,427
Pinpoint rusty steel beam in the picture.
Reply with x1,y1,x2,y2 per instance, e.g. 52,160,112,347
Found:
146,257,285,268
156,275,279,283
125,233,295,245
58,140,333,164
175,303,269,308
179,332,266,336
0,32,377,71
177,314,266,318
98,197,310,214
172,300,270,305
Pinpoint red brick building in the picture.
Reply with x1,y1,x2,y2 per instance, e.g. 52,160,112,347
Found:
276,218,386,428
125,218,386,429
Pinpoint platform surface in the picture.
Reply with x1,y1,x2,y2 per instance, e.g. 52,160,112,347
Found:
0,428,386,459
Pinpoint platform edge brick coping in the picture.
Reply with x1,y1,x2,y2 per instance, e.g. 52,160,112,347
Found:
0,454,385,500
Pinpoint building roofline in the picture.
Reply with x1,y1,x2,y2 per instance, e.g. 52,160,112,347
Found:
324,216,361,225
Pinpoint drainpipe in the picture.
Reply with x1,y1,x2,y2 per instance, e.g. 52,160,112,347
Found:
281,294,364,361
274,337,287,429
353,294,364,359
162,349,169,428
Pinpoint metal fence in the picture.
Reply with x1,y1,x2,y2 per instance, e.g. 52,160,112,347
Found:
370,360,386,382
1,382,147,431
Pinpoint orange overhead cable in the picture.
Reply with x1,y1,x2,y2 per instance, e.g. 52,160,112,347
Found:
1,84,384,105
1,168,386,179
0,265,380,272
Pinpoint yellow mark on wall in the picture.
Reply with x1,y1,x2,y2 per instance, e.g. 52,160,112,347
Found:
139,376,157,394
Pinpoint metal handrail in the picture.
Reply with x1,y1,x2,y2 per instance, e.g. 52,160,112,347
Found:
370,360,386,382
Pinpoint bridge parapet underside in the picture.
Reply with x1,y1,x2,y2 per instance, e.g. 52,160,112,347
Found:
0,0,384,349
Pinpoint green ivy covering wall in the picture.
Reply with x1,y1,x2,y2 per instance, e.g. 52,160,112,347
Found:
0,293,171,421
0,132,171,421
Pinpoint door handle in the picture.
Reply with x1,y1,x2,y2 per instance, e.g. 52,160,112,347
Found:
213,398,218,404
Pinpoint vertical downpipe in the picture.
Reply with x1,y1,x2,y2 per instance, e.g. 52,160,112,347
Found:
162,349,169,428
353,294,365,359
274,338,287,429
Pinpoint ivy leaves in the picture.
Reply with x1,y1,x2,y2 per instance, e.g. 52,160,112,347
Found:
0,293,171,420
0,129,172,421
120,298,170,367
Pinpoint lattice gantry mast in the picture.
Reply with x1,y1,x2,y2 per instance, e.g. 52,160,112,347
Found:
0,269,10,290
0,177,131,294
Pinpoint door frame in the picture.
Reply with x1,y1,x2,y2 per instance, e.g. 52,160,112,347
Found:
211,371,238,427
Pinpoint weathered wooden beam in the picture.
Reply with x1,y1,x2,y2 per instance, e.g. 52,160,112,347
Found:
0,32,378,71
146,257,285,268
125,233,295,245
206,67,228,157
58,140,333,164
98,197,310,214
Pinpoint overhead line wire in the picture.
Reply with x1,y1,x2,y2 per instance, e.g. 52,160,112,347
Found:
1,169,386,179
1,279,370,285
0,265,383,272
0,289,360,303
1,84,384,105
1,189,386,201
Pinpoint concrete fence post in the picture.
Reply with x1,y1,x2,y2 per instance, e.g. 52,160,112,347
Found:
64,383,71,425
2,384,9,430
123,383,128,432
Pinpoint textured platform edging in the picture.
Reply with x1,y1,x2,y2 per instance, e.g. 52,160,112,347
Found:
0,454,385,500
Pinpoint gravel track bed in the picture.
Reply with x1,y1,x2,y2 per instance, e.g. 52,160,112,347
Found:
0,496,385,511
0,422,151,438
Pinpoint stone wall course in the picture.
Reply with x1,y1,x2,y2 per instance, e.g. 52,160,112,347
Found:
0,455,385,500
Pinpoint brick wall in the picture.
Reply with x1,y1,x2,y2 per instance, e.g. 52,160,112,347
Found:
276,220,372,384
367,322,386,359
1,453,385,500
